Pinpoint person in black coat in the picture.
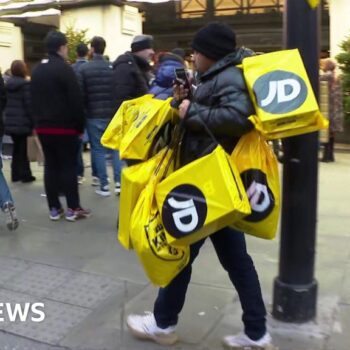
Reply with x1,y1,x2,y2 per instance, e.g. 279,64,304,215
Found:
112,35,155,111
31,30,90,222
126,22,275,350
4,60,35,183
78,36,122,196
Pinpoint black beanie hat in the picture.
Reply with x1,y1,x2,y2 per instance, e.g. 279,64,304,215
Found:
191,22,236,61
45,30,67,54
131,35,153,53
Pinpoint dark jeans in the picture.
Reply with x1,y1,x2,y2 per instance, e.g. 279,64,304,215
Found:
10,134,33,181
39,134,80,210
154,227,267,341
86,119,121,188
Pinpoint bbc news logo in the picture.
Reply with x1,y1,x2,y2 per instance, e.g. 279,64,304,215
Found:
0,302,45,322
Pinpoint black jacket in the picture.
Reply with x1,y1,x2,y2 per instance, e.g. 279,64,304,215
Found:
78,55,115,120
3,77,32,135
0,74,6,137
113,52,151,110
181,48,254,165
30,53,85,132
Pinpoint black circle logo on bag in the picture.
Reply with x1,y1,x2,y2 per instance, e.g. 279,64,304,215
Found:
241,169,274,222
253,70,308,114
162,184,207,238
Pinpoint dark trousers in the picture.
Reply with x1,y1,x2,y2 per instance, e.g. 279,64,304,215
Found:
10,134,32,182
39,134,80,210
154,227,267,341
322,135,335,161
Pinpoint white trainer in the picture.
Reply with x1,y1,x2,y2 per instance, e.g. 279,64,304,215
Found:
126,312,178,346
222,332,277,350
95,185,111,197
115,182,121,195
91,176,100,187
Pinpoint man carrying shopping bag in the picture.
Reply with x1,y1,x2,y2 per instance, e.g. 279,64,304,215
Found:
127,22,276,350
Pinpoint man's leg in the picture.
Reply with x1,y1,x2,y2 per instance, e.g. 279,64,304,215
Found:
211,227,274,349
127,238,206,345
38,135,62,212
55,135,81,210
18,134,34,182
111,150,122,194
86,119,109,194
153,238,205,327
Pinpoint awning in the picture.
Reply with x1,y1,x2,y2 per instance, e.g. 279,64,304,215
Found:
0,7,60,18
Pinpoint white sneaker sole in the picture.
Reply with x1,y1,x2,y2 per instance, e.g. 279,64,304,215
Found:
222,342,278,350
127,323,178,346
95,190,111,197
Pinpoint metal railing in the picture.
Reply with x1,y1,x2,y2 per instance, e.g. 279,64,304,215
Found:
177,0,328,18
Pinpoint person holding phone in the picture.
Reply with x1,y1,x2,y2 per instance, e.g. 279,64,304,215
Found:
127,22,276,350
149,52,185,100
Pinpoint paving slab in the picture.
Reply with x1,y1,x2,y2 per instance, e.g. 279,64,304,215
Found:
59,280,146,350
0,289,41,330
325,304,350,350
0,331,66,350
0,256,32,285
6,300,91,346
5,264,74,298
47,272,124,309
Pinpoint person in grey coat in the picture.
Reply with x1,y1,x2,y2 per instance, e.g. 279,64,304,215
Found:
127,22,276,350
4,60,35,183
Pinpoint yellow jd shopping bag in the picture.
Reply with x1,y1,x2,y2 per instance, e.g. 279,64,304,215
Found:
248,112,328,140
130,148,189,287
155,145,251,246
118,148,170,250
101,94,154,150
242,49,328,138
230,131,280,239
119,97,178,160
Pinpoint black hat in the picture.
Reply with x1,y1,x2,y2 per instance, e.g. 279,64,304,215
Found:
131,35,153,53
191,22,236,61
45,30,67,54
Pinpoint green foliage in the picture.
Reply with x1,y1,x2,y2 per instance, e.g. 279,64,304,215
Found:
63,25,90,64
336,34,350,123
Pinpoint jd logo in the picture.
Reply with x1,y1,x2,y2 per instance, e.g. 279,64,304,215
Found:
241,169,274,222
162,185,207,238
254,70,307,114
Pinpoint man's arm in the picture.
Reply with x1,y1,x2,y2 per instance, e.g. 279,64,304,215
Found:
64,65,85,132
185,77,254,138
